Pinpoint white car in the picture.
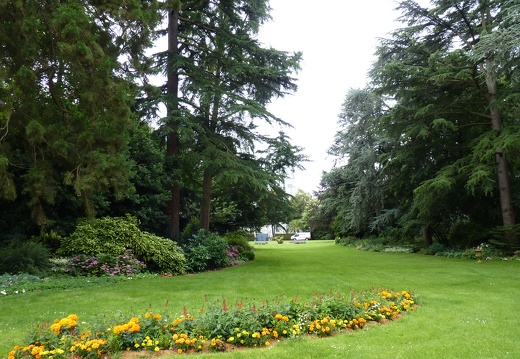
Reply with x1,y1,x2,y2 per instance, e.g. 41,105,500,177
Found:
291,232,311,242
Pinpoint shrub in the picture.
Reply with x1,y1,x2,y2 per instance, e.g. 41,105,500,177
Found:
419,242,446,256
65,251,146,277
132,232,186,275
182,230,230,272
58,216,141,256
0,240,52,276
223,231,255,262
335,236,358,247
58,216,186,275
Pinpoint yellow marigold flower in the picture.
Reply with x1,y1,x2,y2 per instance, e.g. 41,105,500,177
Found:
227,337,234,343
129,323,140,332
275,314,283,320
154,347,160,352
265,341,270,346
177,349,183,354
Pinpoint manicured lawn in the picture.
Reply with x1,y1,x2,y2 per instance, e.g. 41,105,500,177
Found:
1,240,519,358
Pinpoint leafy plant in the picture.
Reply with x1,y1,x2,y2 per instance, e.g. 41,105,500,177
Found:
0,240,51,276
182,230,230,272
65,250,146,277
223,230,256,261
6,289,417,358
131,232,186,275
58,216,141,256
58,216,186,275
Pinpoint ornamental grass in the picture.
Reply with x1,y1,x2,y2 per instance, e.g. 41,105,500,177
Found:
6,289,416,358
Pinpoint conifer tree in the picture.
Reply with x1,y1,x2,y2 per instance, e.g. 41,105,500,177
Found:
0,1,161,228
156,0,302,234
369,0,519,245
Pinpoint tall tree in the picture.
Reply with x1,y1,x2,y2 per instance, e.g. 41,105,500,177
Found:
155,0,302,234
165,0,182,239
328,88,388,235
0,1,160,230
369,0,520,246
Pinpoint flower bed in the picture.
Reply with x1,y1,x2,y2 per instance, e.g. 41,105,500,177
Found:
6,289,417,358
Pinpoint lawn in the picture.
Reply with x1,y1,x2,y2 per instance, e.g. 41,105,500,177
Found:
1,240,519,358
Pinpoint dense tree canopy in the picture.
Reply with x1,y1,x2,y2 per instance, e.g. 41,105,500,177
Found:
0,0,161,230
315,0,520,250
0,0,305,243
155,0,302,238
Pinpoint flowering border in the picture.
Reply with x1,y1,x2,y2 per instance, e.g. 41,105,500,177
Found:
7,289,417,358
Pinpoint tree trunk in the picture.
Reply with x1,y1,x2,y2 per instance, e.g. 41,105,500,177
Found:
423,225,433,246
483,57,516,245
166,5,181,240
199,168,213,231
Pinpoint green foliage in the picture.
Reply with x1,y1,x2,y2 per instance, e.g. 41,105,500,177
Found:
65,251,146,277
0,273,41,294
133,232,186,275
0,273,154,296
182,230,230,273
223,230,256,261
99,122,170,236
0,0,161,226
317,0,520,248
0,241,51,276
158,1,303,235
334,236,359,247
7,288,416,356
274,236,284,244
59,216,186,275
335,236,414,254
59,216,141,256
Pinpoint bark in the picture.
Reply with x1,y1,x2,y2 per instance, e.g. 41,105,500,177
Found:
198,69,221,231
423,225,433,246
483,57,516,243
199,168,213,231
166,6,181,240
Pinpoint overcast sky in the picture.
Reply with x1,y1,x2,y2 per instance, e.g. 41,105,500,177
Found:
257,0,404,195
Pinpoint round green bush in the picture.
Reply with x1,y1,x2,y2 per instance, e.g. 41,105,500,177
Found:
182,230,230,272
59,215,186,275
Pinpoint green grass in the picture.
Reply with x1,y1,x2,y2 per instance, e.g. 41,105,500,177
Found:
1,240,519,358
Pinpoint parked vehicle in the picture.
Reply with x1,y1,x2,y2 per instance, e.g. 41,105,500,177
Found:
290,232,311,242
